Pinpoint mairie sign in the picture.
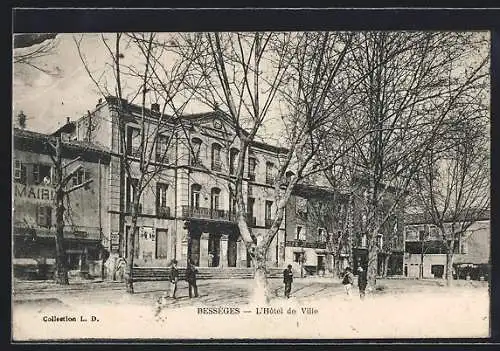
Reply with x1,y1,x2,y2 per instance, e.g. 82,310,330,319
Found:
14,184,55,202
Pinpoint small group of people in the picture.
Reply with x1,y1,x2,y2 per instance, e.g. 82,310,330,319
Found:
282,264,368,300
342,266,367,299
165,259,199,299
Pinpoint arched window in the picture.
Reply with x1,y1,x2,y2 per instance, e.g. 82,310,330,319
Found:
211,143,222,171
285,171,295,183
229,148,239,175
190,138,202,166
211,187,221,211
191,183,202,209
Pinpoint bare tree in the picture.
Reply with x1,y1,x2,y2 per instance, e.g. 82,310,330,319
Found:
413,105,489,286
46,134,93,285
13,33,60,75
179,31,356,302
74,32,203,293
320,31,489,290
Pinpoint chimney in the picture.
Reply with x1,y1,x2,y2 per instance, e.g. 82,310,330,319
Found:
97,98,102,107
66,117,71,124
151,103,160,113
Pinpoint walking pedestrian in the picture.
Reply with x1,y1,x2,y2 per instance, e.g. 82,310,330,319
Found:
357,266,367,300
283,264,294,298
169,259,179,299
186,259,199,298
342,267,354,296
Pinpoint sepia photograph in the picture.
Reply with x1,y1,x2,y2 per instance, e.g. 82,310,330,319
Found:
12,27,491,340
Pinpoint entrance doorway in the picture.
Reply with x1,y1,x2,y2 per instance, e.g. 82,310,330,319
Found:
227,235,238,267
431,264,444,278
208,234,220,267
317,255,324,271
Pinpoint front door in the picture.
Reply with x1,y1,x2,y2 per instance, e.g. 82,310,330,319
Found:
208,234,220,267
228,236,237,267
317,255,324,273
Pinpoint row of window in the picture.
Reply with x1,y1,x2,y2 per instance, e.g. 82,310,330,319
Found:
405,223,456,241
125,179,277,223
126,127,171,163
192,138,277,184
295,226,328,242
14,160,90,186
126,127,278,183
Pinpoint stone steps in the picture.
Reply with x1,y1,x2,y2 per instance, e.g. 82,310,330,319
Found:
131,267,283,282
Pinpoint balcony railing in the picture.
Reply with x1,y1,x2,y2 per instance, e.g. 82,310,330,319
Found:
182,206,240,221
211,160,222,172
155,153,169,164
126,203,142,214
156,206,171,218
190,157,203,167
265,218,274,228
128,146,141,158
285,240,327,249
265,175,274,185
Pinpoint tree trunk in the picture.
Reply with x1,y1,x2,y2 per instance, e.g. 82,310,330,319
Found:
367,241,378,291
54,188,69,285
251,246,270,304
420,239,425,279
383,254,389,277
125,199,140,294
53,135,69,285
445,249,454,287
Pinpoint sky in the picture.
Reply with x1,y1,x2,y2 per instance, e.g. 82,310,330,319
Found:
13,33,216,134
12,33,285,143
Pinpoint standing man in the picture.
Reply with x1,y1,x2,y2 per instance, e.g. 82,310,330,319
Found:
283,264,294,298
357,266,367,300
186,259,199,298
342,266,354,296
169,259,179,299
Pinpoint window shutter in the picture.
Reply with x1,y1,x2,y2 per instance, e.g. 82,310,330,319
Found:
46,206,52,227
33,164,40,184
156,183,160,209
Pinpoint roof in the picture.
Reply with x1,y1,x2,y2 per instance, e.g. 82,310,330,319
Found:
104,95,290,155
51,120,76,136
405,208,490,225
292,183,347,199
13,128,111,155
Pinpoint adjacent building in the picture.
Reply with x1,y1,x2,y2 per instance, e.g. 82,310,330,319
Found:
404,210,490,280
13,126,111,278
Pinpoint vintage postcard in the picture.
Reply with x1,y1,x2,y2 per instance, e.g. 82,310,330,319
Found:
12,28,490,341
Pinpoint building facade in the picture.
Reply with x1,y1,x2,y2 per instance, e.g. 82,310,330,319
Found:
13,127,111,278
14,96,407,279
67,97,288,270
404,213,490,280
